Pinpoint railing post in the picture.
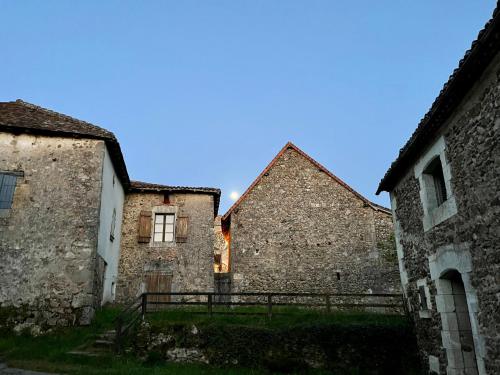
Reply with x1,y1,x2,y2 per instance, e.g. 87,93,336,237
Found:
208,294,213,317
325,294,331,313
267,294,273,321
141,293,147,319
114,316,122,353
401,293,409,318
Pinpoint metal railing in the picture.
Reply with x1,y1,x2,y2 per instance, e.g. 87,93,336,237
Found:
113,295,144,353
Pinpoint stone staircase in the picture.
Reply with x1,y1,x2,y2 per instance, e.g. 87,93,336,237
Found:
67,330,116,357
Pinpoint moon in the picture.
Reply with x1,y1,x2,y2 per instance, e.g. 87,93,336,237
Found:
229,191,240,201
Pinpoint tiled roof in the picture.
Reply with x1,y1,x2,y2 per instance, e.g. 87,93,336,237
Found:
223,142,391,221
0,99,130,187
377,3,500,194
130,180,221,216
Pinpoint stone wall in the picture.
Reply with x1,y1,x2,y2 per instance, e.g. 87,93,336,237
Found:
227,147,399,294
0,133,105,326
133,319,420,373
390,53,500,374
116,192,215,303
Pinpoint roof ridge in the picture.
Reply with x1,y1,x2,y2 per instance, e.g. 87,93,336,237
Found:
12,99,116,139
130,180,221,192
223,142,390,220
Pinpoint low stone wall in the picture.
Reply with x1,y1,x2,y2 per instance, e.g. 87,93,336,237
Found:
133,321,421,374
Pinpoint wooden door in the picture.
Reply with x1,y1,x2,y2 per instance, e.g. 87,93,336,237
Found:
145,272,172,311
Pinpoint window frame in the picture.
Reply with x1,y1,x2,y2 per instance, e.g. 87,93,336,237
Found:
414,136,457,231
153,213,175,243
416,278,432,319
418,285,428,311
423,157,448,208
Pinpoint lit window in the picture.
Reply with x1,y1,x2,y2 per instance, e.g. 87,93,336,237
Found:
154,213,175,242
0,173,18,209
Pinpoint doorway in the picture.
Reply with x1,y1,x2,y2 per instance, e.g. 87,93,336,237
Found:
145,272,172,311
440,270,478,374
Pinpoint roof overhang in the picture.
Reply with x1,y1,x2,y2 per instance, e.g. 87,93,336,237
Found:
376,5,500,194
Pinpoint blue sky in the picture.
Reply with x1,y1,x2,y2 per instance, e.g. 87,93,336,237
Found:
1,1,495,213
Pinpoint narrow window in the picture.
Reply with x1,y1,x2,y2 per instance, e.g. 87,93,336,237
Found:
336,272,341,281
153,213,175,242
424,157,447,206
110,208,116,242
0,173,18,209
418,285,428,311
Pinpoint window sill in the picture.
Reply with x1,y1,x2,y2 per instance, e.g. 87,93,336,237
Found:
149,242,176,248
419,310,432,319
423,196,457,232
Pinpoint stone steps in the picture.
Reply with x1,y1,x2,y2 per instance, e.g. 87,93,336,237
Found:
66,330,116,357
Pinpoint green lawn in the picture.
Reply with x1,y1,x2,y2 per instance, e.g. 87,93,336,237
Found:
146,306,407,329
0,307,409,375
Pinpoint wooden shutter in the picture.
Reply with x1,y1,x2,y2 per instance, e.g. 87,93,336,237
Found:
138,211,152,243
175,216,189,243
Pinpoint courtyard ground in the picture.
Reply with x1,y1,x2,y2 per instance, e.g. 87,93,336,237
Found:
0,307,416,375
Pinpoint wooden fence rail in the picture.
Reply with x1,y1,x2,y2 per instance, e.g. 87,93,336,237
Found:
114,291,406,352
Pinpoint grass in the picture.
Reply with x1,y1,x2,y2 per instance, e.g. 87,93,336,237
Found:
0,307,409,374
147,306,408,329
0,308,266,374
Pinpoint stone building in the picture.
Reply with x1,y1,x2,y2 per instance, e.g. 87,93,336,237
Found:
222,142,399,294
0,100,128,326
115,181,220,303
213,216,229,273
377,6,500,375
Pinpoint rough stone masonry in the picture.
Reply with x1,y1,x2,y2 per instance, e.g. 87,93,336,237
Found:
377,6,500,374
224,143,399,295
0,133,105,326
116,182,220,303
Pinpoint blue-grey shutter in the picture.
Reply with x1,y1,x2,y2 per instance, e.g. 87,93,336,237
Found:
0,173,17,209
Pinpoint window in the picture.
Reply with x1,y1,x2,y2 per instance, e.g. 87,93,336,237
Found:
0,173,18,209
110,208,116,242
154,213,175,242
413,137,457,231
417,278,432,318
424,157,447,207
418,285,428,311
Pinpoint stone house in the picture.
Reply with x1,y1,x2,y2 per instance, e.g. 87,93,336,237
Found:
376,6,500,375
213,216,229,273
115,181,220,303
0,100,128,326
222,142,399,294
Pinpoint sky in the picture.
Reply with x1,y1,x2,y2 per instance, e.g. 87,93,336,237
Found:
1,1,496,213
